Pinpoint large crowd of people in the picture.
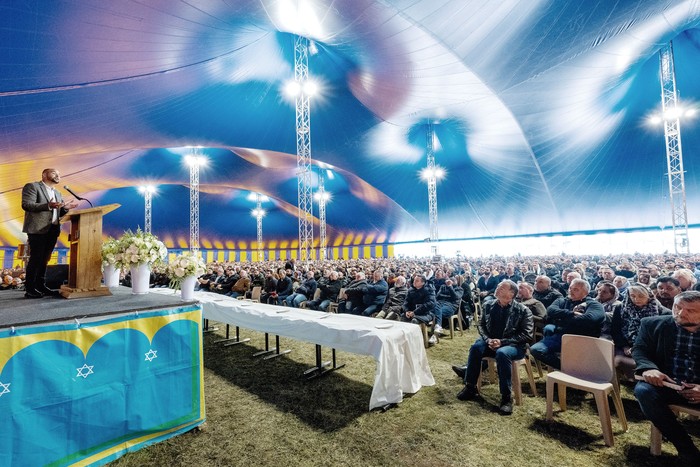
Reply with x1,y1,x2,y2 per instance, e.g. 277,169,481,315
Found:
5,251,700,460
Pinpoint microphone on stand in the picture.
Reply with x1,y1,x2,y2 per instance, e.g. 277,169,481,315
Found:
64,186,93,208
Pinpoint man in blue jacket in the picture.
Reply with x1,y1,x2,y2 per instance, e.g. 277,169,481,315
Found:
361,269,389,316
530,278,605,370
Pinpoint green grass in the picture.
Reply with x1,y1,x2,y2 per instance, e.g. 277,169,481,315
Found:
111,324,697,467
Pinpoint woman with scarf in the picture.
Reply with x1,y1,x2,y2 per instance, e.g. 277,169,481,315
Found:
611,284,662,380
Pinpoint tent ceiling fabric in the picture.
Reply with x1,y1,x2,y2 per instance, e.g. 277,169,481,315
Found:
1,0,700,248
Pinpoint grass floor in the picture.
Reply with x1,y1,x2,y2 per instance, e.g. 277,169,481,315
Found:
111,323,697,467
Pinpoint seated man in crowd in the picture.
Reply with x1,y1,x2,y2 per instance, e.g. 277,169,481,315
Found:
433,276,464,334
307,270,342,312
360,269,389,316
211,267,237,294
516,281,546,338
271,268,293,305
376,275,409,320
499,262,522,283
477,266,499,301
196,266,221,291
227,270,251,298
260,270,278,304
285,270,317,307
400,274,436,327
613,275,629,299
633,291,700,462
655,276,682,310
453,280,533,415
516,281,546,319
672,268,697,291
533,275,562,308
594,280,621,340
530,278,605,370
341,271,367,314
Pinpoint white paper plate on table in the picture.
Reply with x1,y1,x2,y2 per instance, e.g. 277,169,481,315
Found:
375,323,393,329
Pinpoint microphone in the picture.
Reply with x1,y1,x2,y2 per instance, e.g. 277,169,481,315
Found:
64,186,93,207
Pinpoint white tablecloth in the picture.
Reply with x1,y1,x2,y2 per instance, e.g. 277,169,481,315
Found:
153,289,435,410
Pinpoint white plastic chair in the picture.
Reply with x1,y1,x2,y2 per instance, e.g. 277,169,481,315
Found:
545,334,628,446
477,350,538,405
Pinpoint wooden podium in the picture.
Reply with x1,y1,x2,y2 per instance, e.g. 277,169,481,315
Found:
59,204,120,299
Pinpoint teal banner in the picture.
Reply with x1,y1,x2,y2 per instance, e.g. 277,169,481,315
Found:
0,305,205,466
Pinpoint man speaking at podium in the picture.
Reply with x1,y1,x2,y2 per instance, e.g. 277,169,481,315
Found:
21,168,78,298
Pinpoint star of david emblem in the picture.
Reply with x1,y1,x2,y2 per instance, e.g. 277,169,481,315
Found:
0,381,10,397
77,364,94,378
145,349,158,362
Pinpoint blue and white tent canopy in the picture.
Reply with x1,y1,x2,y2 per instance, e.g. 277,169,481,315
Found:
1,1,699,248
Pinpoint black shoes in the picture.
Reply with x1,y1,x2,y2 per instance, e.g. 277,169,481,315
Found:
37,286,61,297
452,365,466,379
499,396,513,415
24,289,43,299
456,385,480,401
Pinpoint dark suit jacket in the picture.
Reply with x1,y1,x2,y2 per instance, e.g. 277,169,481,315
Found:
21,181,67,234
477,275,499,294
632,315,682,376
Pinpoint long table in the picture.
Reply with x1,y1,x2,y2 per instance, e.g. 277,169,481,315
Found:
153,289,435,410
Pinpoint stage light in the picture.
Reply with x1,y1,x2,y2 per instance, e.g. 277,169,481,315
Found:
663,106,683,121
314,191,331,202
420,166,447,181
185,154,207,167
302,80,318,96
138,185,157,194
251,208,266,218
648,115,662,125
284,80,301,98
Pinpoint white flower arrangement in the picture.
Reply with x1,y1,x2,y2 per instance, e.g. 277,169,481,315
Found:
101,237,122,269
167,251,207,290
115,229,168,268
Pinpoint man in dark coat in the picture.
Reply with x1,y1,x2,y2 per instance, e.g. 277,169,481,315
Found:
633,291,700,462
453,280,533,415
400,274,436,324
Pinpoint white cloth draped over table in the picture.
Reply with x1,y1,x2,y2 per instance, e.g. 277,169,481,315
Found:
151,289,435,410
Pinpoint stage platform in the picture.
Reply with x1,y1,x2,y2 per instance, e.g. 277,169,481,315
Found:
0,286,193,329
0,286,205,467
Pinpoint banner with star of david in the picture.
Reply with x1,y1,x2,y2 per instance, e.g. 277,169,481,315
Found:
0,304,205,466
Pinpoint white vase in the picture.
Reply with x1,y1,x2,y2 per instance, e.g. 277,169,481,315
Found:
181,275,197,301
103,264,120,288
130,263,151,294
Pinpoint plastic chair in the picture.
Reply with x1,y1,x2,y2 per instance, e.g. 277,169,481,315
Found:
477,349,538,405
650,404,700,455
299,288,321,309
248,286,261,303
545,334,628,447
327,288,346,314
420,320,439,348
448,299,464,339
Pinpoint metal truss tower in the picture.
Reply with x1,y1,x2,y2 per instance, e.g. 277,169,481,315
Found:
426,123,439,256
317,170,328,260
659,42,690,254
294,35,314,262
255,193,264,262
188,148,201,254
143,189,153,234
